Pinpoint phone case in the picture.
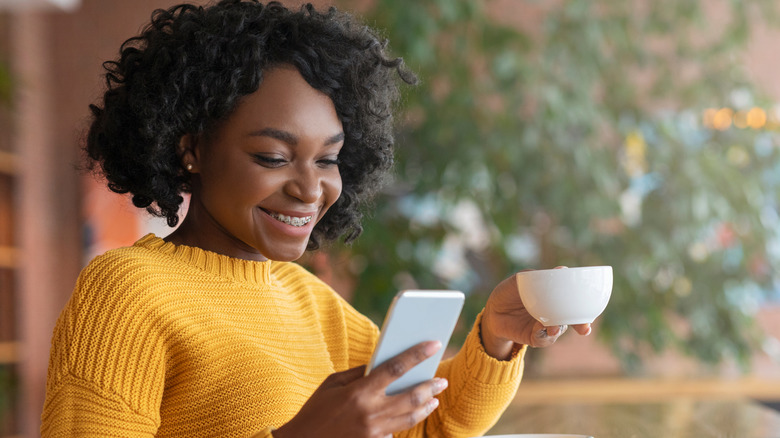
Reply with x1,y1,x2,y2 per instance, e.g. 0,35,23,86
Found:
365,290,465,395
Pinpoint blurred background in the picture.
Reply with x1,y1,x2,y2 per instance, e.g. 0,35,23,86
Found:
1,0,780,436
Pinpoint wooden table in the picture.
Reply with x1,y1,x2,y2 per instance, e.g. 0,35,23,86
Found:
484,399,780,438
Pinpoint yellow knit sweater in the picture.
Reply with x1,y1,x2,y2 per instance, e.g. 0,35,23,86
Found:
41,234,526,437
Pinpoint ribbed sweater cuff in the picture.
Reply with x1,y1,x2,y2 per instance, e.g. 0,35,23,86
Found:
464,311,526,383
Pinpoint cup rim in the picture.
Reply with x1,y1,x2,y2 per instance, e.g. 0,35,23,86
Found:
515,265,612,276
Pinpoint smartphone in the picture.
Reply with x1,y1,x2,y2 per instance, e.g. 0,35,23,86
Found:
365,289,465,395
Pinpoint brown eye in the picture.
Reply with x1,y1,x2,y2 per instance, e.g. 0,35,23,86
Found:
253,154,287,168
318,158,340,167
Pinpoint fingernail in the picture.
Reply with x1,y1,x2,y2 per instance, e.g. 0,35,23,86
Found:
434,378,448,392
427,397,439,413
425,341,442,356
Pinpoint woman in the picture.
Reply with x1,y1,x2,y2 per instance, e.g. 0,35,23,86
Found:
41,1,591,437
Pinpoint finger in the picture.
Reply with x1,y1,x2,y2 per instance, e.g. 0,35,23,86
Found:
385,377,448,415
321,365,366,388
385,396,439,432
572,323,592,336
544,324,567,337
367,341,441,390
532,322,563,347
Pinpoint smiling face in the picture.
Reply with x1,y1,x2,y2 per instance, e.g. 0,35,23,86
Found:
170,66,344,261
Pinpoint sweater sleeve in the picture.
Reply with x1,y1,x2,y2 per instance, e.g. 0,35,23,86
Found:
41,255,166,437
41,374,159,437
341,298,380,369
397,310,526,438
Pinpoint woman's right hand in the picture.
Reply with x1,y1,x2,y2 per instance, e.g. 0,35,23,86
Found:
273,340,448,438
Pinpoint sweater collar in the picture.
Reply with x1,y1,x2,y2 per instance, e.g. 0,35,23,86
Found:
134,233,273,284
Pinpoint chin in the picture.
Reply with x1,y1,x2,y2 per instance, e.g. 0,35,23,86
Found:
261,246,308,262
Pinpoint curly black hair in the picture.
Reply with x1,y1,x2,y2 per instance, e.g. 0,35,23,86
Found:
86,0,416,249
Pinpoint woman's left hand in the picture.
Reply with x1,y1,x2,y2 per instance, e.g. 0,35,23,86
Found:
480,270,592,360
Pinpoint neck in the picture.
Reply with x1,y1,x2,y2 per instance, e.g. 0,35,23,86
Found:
164,201,268,262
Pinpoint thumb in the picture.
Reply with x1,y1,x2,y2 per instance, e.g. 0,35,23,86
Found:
321,365,366,388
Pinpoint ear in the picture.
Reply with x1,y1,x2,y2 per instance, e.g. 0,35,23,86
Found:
178,134,200,173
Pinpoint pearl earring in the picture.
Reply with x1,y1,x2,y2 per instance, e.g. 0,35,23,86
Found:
186,163,193,171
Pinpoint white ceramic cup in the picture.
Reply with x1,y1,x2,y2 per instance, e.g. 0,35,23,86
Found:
515,266,613,326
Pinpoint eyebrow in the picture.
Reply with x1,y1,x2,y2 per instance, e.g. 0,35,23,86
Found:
250,127,345,146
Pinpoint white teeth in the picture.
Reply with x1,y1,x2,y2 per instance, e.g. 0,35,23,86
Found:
268,212,313,227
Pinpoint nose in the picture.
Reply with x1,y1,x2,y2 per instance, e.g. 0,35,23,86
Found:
286,163,322,203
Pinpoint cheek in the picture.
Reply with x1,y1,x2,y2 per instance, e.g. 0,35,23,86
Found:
324,170,343,209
